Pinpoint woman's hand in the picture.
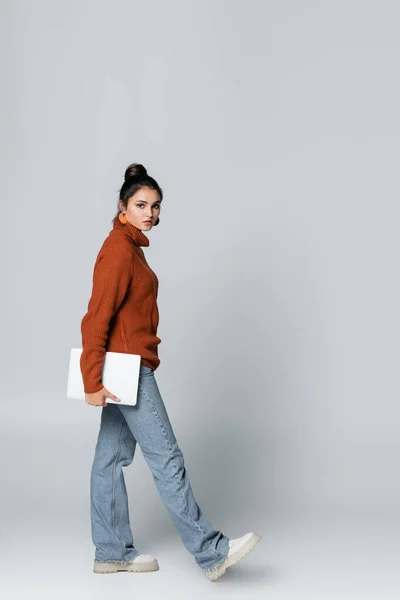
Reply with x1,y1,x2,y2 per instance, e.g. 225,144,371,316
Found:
85,386,121,407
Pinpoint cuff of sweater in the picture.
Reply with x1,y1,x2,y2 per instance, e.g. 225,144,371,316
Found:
83,381,104,394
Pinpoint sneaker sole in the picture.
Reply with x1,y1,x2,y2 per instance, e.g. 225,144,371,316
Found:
206,532,262,581
93,560,159,574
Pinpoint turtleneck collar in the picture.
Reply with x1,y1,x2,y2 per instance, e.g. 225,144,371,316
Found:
112,215,150,247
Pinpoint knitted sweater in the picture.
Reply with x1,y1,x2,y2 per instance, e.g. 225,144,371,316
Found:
80,216,161,394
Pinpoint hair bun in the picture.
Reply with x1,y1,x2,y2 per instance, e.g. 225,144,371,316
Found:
124,163,148,181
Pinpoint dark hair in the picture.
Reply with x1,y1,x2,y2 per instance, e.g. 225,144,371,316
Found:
112,163,163,226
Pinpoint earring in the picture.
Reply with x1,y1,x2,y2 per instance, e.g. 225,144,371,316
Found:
119,212,127,224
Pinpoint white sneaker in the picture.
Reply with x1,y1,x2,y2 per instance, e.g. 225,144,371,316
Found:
93,554,159,574
205,532,262,582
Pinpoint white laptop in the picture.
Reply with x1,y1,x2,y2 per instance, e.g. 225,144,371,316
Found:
67,348,141,405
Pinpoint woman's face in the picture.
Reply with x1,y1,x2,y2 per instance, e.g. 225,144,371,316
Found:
120,187,161,231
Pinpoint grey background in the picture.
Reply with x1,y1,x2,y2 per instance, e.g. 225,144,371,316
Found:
2,0,399,598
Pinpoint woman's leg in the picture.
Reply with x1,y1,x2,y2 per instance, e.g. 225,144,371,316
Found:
90,402,139,563
117,365,230,571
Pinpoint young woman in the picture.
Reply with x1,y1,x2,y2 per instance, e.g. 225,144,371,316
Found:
80,163,262,581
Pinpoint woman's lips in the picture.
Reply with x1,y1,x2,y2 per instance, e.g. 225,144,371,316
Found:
143,220,152,224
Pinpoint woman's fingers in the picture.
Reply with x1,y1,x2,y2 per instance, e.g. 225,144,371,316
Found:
103,388,121,403
83,387,120,407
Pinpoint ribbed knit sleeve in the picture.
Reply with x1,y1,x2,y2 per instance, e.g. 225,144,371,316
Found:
80,247,133,394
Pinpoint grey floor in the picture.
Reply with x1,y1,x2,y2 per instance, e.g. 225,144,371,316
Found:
2,513,398,599
2,405,399,600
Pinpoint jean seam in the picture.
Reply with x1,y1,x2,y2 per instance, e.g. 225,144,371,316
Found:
111,417,128,560
138,381,225,559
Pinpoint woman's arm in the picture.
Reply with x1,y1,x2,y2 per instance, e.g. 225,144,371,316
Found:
80,246,133,394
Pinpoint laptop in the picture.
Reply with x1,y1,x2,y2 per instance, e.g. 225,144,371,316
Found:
67,348,141,405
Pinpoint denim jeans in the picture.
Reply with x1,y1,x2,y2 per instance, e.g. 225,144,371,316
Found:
90,364,230,571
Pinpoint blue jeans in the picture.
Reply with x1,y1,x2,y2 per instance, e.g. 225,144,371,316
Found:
90,364,230,571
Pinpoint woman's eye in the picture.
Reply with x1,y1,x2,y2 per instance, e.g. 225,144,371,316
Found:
136,203,159,209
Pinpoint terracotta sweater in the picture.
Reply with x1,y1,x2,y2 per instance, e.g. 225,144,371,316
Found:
80,216,161,394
